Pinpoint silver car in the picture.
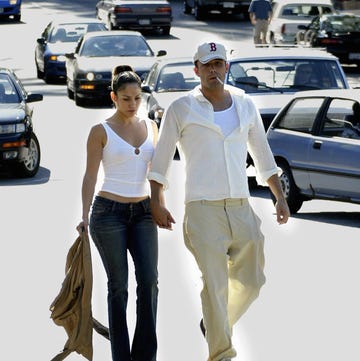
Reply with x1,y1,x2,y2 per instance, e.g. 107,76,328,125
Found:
267,89,360,213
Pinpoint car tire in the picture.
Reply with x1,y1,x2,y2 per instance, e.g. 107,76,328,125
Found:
183,1,192,14
74,92,85,107
194,1,205,20
14,134,40,178
271,161,303,214
35,59,44,79
67,81,74,99
162,26,171,35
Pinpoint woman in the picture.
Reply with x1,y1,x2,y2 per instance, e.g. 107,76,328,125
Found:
77,65,159,361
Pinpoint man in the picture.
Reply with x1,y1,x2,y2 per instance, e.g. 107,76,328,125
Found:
248,0,273,44
148,42,290,361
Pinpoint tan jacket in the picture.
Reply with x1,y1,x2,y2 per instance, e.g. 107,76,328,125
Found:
50,232,109,361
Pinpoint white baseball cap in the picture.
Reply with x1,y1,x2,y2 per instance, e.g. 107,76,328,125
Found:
193,42,227,64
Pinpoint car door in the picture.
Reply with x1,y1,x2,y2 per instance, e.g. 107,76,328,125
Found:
307,98,360,198
35,22,52,71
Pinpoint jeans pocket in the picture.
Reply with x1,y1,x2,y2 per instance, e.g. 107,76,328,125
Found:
91,198,112,217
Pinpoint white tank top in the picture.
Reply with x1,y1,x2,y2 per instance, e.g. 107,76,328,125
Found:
100,119,155,197
214,96,238,137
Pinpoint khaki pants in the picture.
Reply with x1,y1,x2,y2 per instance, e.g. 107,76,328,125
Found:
254,19,269,44
183,198,265,361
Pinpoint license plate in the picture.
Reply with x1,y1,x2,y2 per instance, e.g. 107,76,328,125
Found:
349,53,360,60
139,19,151,25
223,2,235,8
0,8,4,13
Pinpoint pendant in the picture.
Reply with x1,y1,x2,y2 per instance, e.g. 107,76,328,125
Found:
134,148,140,155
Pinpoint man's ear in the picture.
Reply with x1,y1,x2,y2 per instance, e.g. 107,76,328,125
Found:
194,65,200,77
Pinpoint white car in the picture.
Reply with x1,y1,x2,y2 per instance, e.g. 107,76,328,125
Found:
267,0,334,44
226,46,349,130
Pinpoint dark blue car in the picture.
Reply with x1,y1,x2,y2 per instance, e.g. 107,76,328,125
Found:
0,0,21,22
34,18,107,83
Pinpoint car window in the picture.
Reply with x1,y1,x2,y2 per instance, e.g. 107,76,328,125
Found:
80,35,152,57
276,97,324,133
0,74,20,103
281,4,332,17
227,59,346,93
156,63,199,92
49,23,106,43
321,98,360,139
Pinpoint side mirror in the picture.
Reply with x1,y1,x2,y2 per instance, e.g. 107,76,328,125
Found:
37,38,46,45
157,50,167,57
26,93,43,103
65,52,75,60
141,85,152,94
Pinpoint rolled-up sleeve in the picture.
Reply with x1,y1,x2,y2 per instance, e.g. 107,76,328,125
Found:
246,97,279,185
148,103,181,189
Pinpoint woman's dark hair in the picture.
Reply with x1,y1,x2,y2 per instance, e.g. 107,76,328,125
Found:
111,65,141,93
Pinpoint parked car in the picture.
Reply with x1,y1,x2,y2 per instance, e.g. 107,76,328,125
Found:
268,0,334,44
141,57,200,125
65,30,167,106
0,0,21,22
267,89,360,213
0,67,43,177
183,0,251,20
297,13,360,67
95,0,172,34
34,18,107,83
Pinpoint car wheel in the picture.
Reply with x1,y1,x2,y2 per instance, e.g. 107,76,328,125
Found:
13,14,21,22
194,1,205,20
35,58,44,79
183,1,192,14
272,161,303,214
74,92,85,107
162,26,171,35
67,80,74,100
14,134,40,178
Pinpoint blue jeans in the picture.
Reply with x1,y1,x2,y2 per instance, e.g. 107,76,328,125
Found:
90,196,158,361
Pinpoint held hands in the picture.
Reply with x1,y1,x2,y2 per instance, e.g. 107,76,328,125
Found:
150,201,175,230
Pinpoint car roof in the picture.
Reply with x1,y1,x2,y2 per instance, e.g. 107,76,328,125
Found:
48,17,106,25
289,89,360,100
227,46,339,61
82,30,143,39
272,0,333,5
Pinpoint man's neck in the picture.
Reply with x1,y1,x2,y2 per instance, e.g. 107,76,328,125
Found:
200,87,232,111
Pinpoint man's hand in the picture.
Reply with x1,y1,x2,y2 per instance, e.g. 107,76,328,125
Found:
150,201,175,230
275,197,290,225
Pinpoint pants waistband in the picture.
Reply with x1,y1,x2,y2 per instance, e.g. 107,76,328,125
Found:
196,198,248,207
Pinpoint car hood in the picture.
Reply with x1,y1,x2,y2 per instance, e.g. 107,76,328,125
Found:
76,56,157,72
152,91,191,110
249,92,298,115
0,104,25,123
47,42,78,55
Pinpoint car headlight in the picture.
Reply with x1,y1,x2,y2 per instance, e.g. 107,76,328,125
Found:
86,72,95,81
10,0,18,4
0,124,25,134
49,55,66,62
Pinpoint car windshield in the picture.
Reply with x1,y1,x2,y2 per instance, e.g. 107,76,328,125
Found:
49,23,105,43
79,35,153,57
322,15,360,32
156,63,200,92
280,4,332,17
0,74,20,103
227,59,347,93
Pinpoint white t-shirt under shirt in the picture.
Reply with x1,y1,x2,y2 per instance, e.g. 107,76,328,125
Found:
213,97,238,137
